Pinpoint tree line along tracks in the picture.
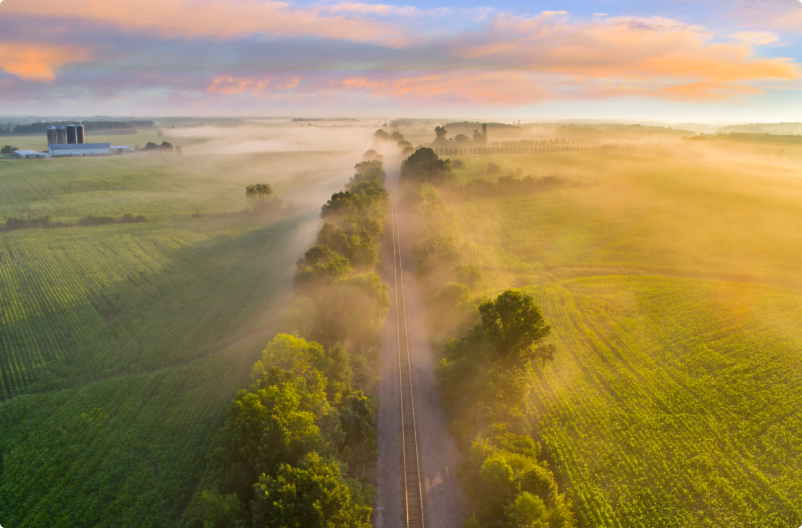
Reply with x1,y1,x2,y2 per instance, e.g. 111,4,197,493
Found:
389,172,427,528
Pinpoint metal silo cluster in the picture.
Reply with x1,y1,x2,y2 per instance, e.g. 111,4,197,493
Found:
47,124,86,145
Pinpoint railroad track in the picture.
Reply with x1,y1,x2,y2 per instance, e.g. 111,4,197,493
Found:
389,173,426,528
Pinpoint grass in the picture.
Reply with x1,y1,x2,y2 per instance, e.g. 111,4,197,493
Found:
0,144,352,527
439,145,802,526
0,341,264,528
526,276,802,527
0,150,354,222
448,148,802,289
0,213,315,397
0,130,208,153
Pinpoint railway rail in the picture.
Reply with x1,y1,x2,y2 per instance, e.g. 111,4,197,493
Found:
389,173,426,528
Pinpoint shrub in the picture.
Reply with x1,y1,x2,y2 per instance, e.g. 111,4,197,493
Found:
120,214,146,223
79,215,115,226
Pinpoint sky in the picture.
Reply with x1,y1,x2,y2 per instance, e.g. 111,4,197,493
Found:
1,0,801,122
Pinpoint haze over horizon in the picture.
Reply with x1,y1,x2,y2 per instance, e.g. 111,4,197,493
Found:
1,0,802,122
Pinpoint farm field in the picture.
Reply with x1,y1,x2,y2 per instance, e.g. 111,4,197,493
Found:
526,276,802,527
0,138,365,526
0,150,354,222
0,130,209,154
447,146,802,290
0,213,316,397
0,342,261,528
437,143,802,526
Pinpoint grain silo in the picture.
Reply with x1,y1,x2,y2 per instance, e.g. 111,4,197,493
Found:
66,124,77,144
76,124,85,144
47,125,57,145
56,125,67,144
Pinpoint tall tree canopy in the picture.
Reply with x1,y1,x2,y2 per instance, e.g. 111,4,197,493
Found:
251,453,371,528
400,147,456,186
479,289,552,364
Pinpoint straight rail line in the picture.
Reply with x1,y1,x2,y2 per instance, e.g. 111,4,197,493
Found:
389,172,426,528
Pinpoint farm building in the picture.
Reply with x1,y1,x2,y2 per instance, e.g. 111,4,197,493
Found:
49,143,111,157
13,150,47,159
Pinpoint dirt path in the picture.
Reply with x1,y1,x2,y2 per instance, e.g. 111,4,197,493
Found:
374,171,468,528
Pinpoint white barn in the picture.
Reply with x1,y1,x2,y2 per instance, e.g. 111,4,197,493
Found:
49,143,111,157
13,150,47,159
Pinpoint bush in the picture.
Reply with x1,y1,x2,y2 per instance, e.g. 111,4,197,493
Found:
1,145,19,154
452,159,465,169
487,162,501,173
79,215,115,226
5,216,51,230
120,214,146,223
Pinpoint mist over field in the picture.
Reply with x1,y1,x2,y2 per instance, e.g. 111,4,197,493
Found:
3,0,802,526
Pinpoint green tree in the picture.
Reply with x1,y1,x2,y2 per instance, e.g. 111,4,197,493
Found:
505,492,547,528
400,147,456,186
434,126,448,144
251,453,371,528
363,149,382,161
246,183,275,212
479,290,551,364
215,381,323,499
200,491,242,528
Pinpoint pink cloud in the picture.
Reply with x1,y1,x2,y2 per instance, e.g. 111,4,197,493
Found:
2,0,401,43
451,14,798,100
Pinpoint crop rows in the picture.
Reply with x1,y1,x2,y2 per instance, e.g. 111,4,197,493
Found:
0,215,303,398
0,345,257,528
523,276,802,527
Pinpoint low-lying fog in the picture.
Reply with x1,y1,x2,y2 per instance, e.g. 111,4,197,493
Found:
172,121,383,155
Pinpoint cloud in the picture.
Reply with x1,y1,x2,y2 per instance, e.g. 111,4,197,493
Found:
0,1,799,107
1,0,399,43
0,44,90,81
449,14,798,99
323,2,424,16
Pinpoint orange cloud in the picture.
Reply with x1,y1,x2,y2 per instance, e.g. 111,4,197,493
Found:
205,71,553,106
338,72,552,105
456,15,799,99
207,75,300,95
2,0,398,43
0,44,90,81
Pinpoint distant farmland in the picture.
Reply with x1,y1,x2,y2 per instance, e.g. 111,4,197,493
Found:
428,138,802,526
0,147,355,527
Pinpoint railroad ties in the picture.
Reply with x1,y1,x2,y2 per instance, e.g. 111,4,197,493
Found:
390,173,427,528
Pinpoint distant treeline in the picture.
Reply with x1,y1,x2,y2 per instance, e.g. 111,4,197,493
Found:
291,118,359,122
182,137,410,528
432,142,592,158
686,133,802,145
5,213,146,231
716,123,802,136
0,120,154,135
445,121,522,131
459,175,570,198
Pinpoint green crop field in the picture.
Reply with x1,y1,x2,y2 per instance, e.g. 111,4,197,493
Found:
0,342,261,528
0,213,315,397
525,276,802,527
0,150,353,222
438,143,802,526
0,145,357,527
